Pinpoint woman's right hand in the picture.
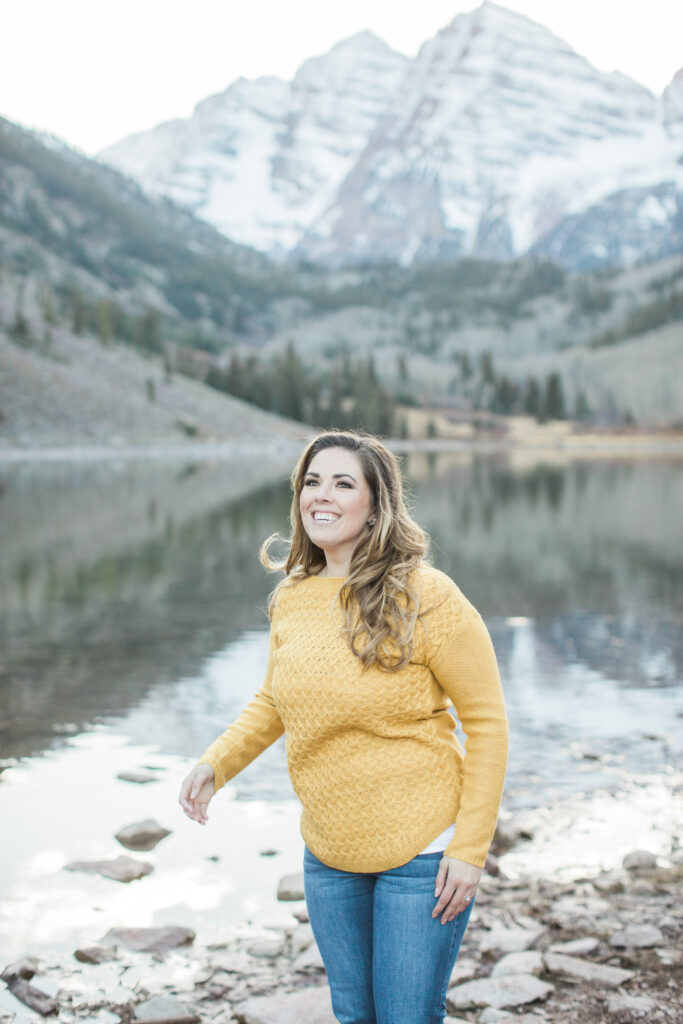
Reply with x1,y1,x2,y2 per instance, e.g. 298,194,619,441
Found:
179,763,216,825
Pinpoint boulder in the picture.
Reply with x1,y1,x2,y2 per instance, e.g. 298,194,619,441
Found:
543,952,633,987
131,996,199,1024
448,974,554,1010
1,956,40,983
490,952,543,977
610,924,663,948
3,979,58,1016
622,850,657,873
234,984,336,1023
64,856,154,883
99,926,195,953
277,873,305,901
115,820,172,852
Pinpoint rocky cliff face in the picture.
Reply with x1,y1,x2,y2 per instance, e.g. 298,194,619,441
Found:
100,2,683,270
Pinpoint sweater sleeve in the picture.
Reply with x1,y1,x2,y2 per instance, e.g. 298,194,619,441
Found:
196,615,285,792
425,586,509,868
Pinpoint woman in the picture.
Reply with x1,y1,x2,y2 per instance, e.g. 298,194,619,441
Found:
179,430,509,1024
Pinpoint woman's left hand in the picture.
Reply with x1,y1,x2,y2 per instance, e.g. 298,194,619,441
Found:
432,856,481,924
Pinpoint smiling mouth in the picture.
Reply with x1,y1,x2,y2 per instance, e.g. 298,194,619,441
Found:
311,512,340,523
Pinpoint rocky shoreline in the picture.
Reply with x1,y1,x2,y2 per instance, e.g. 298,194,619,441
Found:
2,825,680,1024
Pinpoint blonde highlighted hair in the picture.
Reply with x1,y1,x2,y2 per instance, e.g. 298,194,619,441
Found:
260,430,430,671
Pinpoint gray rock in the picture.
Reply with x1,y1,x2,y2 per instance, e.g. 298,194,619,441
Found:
131,996,199,1024
490,951,543,977
449,974,554,1010
610,924,663,948
64,855,154,883
548,937,599,956
3,979,58,1016
607,993,656,1016
622,850,657,873
479,924,544,954
234,984,336,1023
1,956,40,983
117,771,159,784
448,957,479,986
290,923,315,956
543,952,634,987
292,944,325,972
277,872,305,901
73,945,119,964
247,937,285,959
99,925,195,953
592,872,625,894
492,820,532,851
479,1011,515,1023
115,819,172,852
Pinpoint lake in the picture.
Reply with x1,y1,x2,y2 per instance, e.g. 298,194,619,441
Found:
1,449,681,965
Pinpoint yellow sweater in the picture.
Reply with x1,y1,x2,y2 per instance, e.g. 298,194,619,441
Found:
198,564,509,872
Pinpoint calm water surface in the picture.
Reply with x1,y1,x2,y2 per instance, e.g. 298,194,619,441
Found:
1,451,681,959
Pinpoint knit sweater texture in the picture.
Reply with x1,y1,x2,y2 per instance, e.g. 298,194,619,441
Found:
198,564,509,872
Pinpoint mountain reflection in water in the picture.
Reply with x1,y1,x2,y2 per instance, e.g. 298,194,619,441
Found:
1,452,681,811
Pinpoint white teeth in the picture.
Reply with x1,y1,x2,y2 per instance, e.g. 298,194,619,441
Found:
313,512,339,522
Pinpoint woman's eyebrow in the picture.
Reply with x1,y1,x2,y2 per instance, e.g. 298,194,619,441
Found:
306,471,357,482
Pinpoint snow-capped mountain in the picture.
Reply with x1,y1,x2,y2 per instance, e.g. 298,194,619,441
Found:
100,2,683,269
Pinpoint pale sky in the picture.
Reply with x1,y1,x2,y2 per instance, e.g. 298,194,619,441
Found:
1,0,681,156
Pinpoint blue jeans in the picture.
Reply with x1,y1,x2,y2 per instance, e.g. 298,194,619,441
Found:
303,845,475,1024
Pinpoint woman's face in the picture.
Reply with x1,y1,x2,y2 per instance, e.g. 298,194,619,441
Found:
299,447,374,569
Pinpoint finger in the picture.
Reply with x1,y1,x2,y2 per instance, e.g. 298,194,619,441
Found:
434,861,449,897
441,888,475,924
432,879,458,917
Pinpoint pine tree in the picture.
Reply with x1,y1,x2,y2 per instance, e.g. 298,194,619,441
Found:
522,375,541,418
542,371,566,420
71,288,85,335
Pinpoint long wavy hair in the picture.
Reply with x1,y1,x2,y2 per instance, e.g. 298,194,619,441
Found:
260,430,430,671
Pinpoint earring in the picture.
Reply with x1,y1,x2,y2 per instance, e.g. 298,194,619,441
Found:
368,518,376,526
